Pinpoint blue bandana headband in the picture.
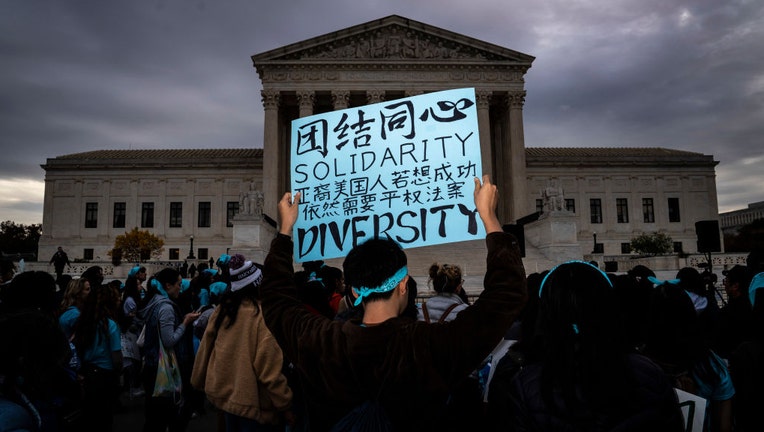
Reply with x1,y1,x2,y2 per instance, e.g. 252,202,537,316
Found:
128,266,141,277
539,260,613,298
217,254,231,266
353,266,408,307
151,279,169,298
748,273,764,306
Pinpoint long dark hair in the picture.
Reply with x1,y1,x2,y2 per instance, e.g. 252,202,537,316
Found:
214,264,262,331
645,281,721,386
73,284,121,358
536,261,630,418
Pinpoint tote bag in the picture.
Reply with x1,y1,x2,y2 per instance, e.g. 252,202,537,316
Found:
152,325,183,402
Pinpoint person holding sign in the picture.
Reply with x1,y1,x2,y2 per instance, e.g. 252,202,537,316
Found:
260,175,527,431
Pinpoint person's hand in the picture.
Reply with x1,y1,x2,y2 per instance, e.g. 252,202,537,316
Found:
474,175,501,234
183,311,201,326
278,192,301,236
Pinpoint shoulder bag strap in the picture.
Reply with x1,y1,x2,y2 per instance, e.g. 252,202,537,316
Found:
422,302,431,324
438,303,460,324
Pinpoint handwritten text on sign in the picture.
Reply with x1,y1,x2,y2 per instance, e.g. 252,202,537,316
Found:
290,87,484,262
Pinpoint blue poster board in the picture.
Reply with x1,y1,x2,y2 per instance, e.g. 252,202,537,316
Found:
290,87,484,262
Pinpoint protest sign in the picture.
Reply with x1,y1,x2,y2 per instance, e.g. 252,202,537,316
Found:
290,87,483,262
675,388,706,432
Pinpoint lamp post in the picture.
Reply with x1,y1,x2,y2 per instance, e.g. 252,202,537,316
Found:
592,231,598,254
187,235,196,259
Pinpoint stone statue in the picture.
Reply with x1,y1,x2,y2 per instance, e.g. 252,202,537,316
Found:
542,180,565,213
239,190,250,215
238,182,264,219
247,189,264,219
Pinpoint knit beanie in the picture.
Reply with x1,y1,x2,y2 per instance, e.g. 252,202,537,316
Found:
229,254,263,292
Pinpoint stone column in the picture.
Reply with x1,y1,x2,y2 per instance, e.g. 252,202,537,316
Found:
331,90,350,110
506,90,528,223
261,89,280,223
476,89,493,178
366,89,385,104
297,90,315,118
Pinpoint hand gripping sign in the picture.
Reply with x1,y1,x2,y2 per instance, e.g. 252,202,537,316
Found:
290,87,484,262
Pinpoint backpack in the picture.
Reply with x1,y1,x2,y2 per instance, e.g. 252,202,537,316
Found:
422,303,459,324
330,400,393,432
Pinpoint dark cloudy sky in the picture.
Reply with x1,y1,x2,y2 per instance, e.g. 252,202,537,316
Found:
2,0,762,224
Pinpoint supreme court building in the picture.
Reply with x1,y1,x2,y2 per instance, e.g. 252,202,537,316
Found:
38,15,721,279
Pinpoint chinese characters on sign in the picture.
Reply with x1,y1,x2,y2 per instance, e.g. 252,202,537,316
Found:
291,87,483,262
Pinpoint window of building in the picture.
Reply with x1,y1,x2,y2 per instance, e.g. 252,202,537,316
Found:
616,198,629,223
590,198,602,224
85,202,98,228
226,201,239,227
113,202,126,228
198,202,211,227
621,242,632,254
673,242,684,253
535,199,543,213
668,198,681,222
198,248,209,260
83,248,94,260
169,202,183,228
642,198,655,223
169,248,180,260
565,198,575,213
141,202,155,228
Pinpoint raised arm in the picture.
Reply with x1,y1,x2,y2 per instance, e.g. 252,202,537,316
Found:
277,192,301,236
474,174,502,234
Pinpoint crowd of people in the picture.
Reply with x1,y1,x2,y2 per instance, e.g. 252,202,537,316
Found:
1,174,763,431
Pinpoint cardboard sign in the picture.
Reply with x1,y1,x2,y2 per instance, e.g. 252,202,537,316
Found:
290,87,483,262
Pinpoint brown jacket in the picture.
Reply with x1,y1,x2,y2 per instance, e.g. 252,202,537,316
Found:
191,300,292,424
261,232,527,431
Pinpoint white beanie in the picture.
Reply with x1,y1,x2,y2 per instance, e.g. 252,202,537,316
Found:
229,259,263,292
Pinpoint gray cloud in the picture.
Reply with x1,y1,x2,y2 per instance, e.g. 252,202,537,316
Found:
1,0,762,224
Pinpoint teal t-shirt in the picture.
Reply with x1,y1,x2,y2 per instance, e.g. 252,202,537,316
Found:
58,306,80,339
81,318,121,370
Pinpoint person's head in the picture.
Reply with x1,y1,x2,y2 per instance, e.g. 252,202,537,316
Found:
208,281,228,305
147,268,182,300
0,259,15,284
56,274,72,292
343,238,409,314
82,280,121,319
57,246,63,252
61,277,91,310
675,267,706,296
1,271,58,316
723,265,750,300
128,265,147,282
428,263,463,294
645,279,705,368
81,265,104,288
0,309,69,399
317,264,344,296
747,248,764,276
537,261,620,352
215,255,264,330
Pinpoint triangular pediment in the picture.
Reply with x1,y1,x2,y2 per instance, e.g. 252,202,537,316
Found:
252,15,534,65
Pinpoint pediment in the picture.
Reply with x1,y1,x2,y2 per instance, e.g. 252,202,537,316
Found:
252,15,534,65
